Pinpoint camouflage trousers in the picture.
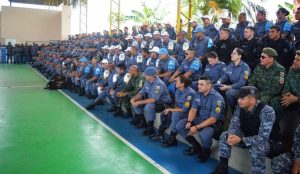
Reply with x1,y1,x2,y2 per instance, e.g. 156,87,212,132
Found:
271,152,292,174
219,131,270,174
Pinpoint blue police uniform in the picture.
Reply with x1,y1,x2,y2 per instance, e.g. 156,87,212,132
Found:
204,61,227,84
147,57,159,68
161,40,176,55
96,70,116,105
292,21,300,49
254,20,273,38
191,36,214,58
80,63,93,92
170,87,196,132
275,19,292,36
234,21,250,40
133,77,172,122
176,89,225,148
166,27,177,40
216,61,251,108
86,63,103,96
204,24,219,40
158,55,178,85
111,73,126,108
174,39,191,64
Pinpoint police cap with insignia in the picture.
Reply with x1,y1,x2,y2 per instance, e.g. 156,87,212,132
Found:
143,67,157,77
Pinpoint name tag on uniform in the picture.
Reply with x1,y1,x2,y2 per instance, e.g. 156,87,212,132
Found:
137,55,143,63
147,58,151,66
103,70,109,79
124,73,131,84
168,42,174,50
183,42,189,51
149,41,154,49
141,41,146,48
155,59,160,67
113,74,119,83
119,53,125,61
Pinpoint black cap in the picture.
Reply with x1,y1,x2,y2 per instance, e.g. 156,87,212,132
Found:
236,86,258,99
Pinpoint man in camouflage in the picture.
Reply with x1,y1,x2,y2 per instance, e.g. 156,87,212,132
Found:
212,86,276,174
248,47,286,108
116,65,144,120
271,123,300,174
272,50,300,120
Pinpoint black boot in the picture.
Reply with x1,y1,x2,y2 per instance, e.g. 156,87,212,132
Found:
78,87,85,96
197,147,211,162
86,99,103,110
113,107,123,117
142,121,155,136
184,136,202,156
211,157,228,174
107,105,116,112
75,86,80,93
130,116,139,126
134,115,147,128
149,126,166,141
161,131,178,147
122,108,133,119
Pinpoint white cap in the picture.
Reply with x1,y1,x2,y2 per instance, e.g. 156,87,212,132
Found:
101,45,109,49
144,33,153,38
109,45,115,50
115,45,122,49
125,47,131,52
101,59,109,64
161,31,169,36
220,15,230,20
201,15,211,20
125,35,133,40
149,46,160,53
134,34,143,39
153,31,160,35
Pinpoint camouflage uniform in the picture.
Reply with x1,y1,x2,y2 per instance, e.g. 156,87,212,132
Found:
272,124,300,174
248,62,286,107
218,103,275,174
121,73,144,109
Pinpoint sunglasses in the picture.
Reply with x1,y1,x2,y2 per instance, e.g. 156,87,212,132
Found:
260,55,267,59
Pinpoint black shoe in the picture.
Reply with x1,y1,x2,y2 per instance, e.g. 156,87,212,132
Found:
211,157,229,174
149,133,163,141
142,129,155,136
107,105,116,112
130,117,139,125
87,93,94,99
96,100,104,105
86,102,96,110
197,148,211,162
161,138,178,147
184,147,199,156
184,136,202,155
113,107,123,117
133,115,146,128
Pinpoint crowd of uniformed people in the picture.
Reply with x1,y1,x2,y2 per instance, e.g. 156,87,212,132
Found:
5,7,300,174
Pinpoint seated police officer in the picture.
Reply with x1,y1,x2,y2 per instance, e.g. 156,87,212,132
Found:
131,67,172,136
176,75,225,162
212,86,277,174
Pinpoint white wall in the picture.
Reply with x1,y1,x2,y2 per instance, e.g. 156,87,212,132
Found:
0,6,69,44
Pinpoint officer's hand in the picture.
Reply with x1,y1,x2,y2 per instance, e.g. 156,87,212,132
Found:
130,98,136,104
281,93,299,107
292,160,300,174
220,85,231,91
131,101,140,107
163,108,172,115
117,92,126,97
188,126,197,136
227,134,241,146
169,77,175,83
185,122,192,129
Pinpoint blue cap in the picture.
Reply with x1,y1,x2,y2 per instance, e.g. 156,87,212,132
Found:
143,67,157,77
193,26,205,33
158,48,169,55
79,57,88,62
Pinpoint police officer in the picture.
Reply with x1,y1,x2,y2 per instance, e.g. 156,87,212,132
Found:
204,52,226,84
6,42,13,63
201,15,219,41
272,123,300,174
85,57,102,98
219,16,235,38
212,86,276,174
131,67,172,136
113,45,126,65
189,18,199,42
164,22,176,40
275,7,292,40
117,65,144,120
157,48,178,86
254,10,273,39
159,75,196,146
176,76,225,162
174,30,190,64
292,7,300,49
191,26,214,61
238,26,261,71
78,57,93,96
152,31,162,48
260,25,293,69
216,48,251,109
248,47,286,107
234,13,250,40
214,28,238,64
108,45,115,63
144,33,154,50
110,63,127,116
161,31,175,55
169,48,202,91
140,48,150,72
147,46,160,68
